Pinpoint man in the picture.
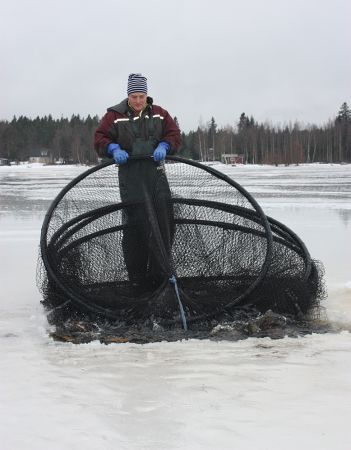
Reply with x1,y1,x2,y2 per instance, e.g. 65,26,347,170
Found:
94,73,181,290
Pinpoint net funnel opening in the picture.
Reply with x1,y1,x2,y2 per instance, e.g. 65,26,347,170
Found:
37,156,325,329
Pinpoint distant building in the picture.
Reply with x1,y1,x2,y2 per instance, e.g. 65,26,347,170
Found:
221,153,244,164
29,148,53,164
0,158,10,166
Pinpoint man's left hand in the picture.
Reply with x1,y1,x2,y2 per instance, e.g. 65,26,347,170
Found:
153,141,170,161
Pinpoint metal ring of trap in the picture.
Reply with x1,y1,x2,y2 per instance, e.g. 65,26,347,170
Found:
40,156,274,321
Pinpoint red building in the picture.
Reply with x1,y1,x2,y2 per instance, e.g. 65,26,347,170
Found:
221,153,244,164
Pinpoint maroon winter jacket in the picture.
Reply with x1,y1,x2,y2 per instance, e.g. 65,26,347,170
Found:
94,97,181,158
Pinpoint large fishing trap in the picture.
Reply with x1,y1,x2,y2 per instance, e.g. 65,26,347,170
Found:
37,157,325,333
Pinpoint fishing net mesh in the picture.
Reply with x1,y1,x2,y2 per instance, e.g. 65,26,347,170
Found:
37,157,325,328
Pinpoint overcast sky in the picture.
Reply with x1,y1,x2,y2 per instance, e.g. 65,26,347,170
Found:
1,0,350,131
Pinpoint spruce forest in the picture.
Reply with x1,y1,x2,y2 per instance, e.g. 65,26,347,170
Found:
0,102,350,165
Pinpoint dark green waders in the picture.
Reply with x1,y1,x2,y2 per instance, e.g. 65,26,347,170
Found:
118,116,174,290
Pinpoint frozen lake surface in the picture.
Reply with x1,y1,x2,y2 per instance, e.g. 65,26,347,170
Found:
0,162,350,449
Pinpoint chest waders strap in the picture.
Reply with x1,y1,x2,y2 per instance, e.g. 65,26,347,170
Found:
130,114,157,156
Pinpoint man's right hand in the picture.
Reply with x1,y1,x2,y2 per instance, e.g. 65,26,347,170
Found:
107,143,129,165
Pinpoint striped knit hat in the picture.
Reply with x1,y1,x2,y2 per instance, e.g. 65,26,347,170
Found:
127,73,148,96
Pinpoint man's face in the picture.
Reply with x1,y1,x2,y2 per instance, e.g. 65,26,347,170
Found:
128,93,147,112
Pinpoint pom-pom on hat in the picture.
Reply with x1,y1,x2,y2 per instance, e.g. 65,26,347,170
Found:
127,73,148,96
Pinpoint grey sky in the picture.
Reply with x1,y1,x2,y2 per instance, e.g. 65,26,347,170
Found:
1,0,350,131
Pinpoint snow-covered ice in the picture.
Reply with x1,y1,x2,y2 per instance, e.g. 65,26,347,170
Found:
0,163,350,450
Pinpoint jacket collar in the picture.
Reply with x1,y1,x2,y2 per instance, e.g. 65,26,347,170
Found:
108,97,153,115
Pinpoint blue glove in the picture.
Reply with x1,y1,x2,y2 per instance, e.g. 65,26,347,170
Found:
107,143,129,165
153,141,170,162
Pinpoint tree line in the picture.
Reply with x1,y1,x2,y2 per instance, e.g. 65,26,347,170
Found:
0,114,99,163
179,102,351,164
0,103,350,164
